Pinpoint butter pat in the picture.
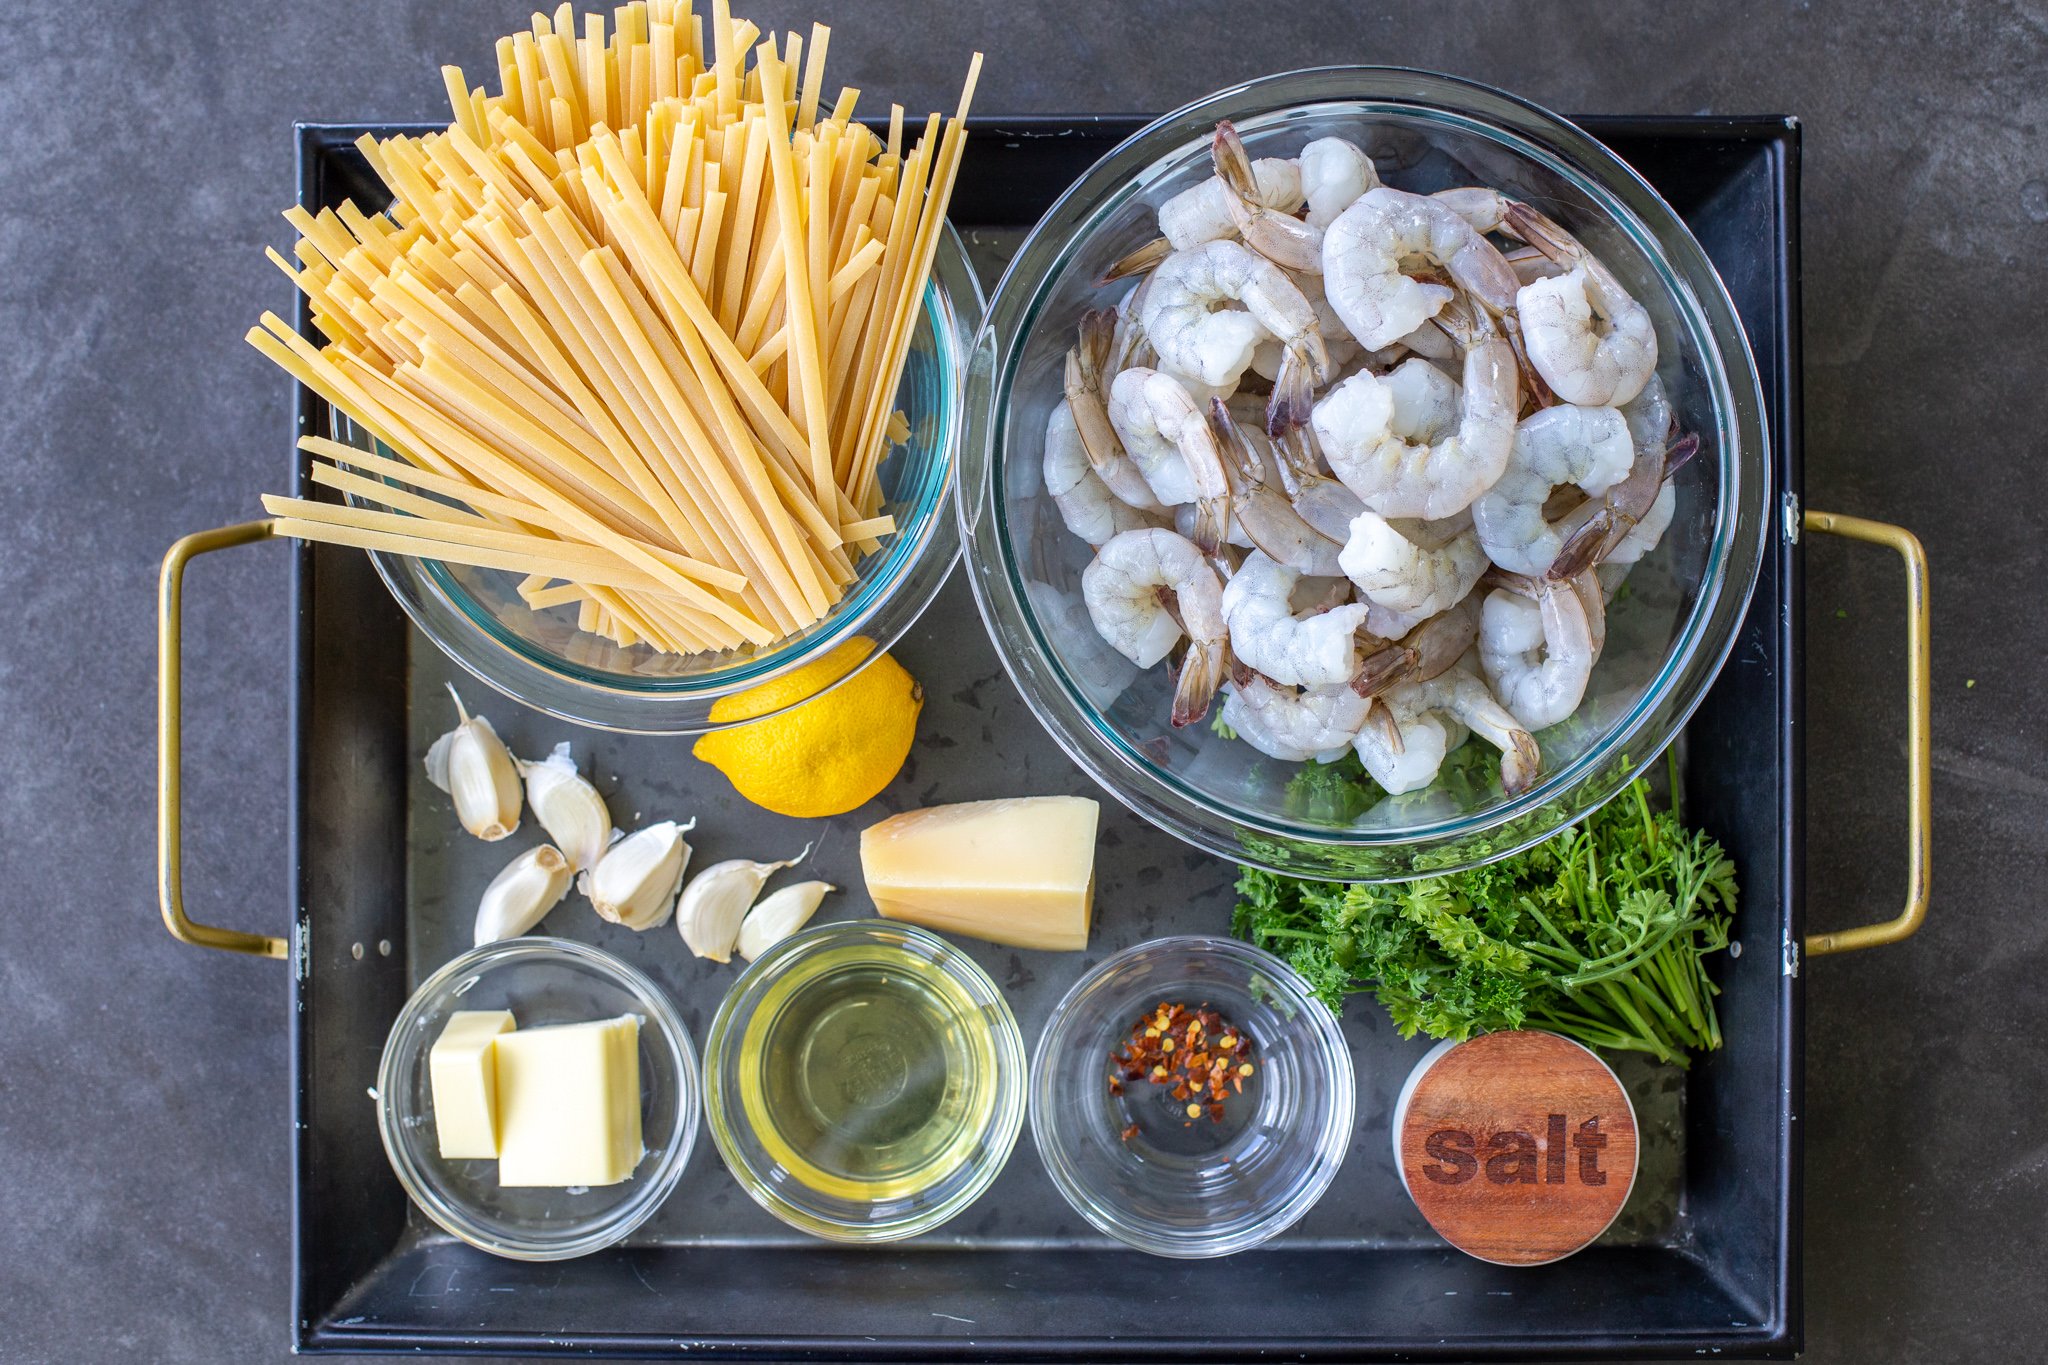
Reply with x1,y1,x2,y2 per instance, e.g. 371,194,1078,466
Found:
861,796,1099,951
428,1010,516,1160
493,1015,644,1187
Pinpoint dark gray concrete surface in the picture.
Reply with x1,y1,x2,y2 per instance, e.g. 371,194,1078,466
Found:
3,1,2043,1360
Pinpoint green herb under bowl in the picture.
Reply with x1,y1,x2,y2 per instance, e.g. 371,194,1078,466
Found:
1233,772,1737,1067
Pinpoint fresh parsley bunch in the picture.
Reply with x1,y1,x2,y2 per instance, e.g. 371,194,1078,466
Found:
1233,776,1738,1065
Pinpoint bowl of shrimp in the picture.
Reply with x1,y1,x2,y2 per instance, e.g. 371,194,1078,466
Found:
957,67,1771,880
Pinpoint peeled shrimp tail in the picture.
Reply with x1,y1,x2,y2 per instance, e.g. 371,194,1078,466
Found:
1351,597,1479,697
1362,696,1404,755
1351,644,1415,699
1265,346,1311,440
1216,120,1324,274
1104,236,1173,283
1172,639,1229,728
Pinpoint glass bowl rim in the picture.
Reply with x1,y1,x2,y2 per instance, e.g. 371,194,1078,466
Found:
374,935,701,1261
700,918,1029,1243
1028,934,1356,1258
335,221,983,735
958,65,1771,879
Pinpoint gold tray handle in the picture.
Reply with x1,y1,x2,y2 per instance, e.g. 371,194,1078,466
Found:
1801,509,1931,956
158,520,291,959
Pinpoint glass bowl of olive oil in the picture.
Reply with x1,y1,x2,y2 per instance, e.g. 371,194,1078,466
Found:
703,921,1027,1242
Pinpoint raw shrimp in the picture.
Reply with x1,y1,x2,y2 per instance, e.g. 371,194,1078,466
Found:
1478,579,1595,731
1428,189,1655,405
1081,528,1230,727
1107,147,1306,281
1139,240,1330,413
1352,597,1479,697
1044,400,1163,546
1299,136,1379,228
1160,155,1303,247
1106,367,1234,549
1064,311,1171,512
1350,699,1454,793
1354,665,1540,795
1338,509,1490,617
1311,317,1519,519
1220,550,1371,688
1547,378,1691,578
1470,403,1634,575
1207,402,1346,576
1222,667,1373,760
1321,187,1520,350
1507,206,1657,406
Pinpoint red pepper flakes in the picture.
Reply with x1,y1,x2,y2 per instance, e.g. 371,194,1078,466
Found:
1108,1001,1255,1137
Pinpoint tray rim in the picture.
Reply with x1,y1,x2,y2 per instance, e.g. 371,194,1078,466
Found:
286,110,1804,1359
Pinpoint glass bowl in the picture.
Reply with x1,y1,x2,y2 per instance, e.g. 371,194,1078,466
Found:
957,68,1770,879
330,224,982,734
1031,936,1354,1258
701,920,1026,1243
375,937,699,1261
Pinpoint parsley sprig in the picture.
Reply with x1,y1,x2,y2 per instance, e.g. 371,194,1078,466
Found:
1233,772,1738,1065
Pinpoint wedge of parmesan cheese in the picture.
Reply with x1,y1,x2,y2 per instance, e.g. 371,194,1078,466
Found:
859,796,1100,951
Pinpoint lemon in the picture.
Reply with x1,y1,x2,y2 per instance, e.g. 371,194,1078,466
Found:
693,637,922,818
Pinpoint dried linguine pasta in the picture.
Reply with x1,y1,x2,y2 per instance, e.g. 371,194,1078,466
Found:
251,0,981,654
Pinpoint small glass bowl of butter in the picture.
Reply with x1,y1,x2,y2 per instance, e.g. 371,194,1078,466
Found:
376,936,700,1260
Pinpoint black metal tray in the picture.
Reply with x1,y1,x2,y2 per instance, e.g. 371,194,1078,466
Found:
285,114,1804,1358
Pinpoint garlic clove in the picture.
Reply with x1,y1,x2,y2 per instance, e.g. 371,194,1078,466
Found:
425,685,522,841
519,741,613,873
736,881,835,961
473,844,574,946
580,819,695,931
676,846,812,963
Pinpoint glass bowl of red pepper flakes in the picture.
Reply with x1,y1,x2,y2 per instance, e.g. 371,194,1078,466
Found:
1029,936,1355,1258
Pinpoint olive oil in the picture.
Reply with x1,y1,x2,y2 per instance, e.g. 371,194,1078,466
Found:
737,945,998,1202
